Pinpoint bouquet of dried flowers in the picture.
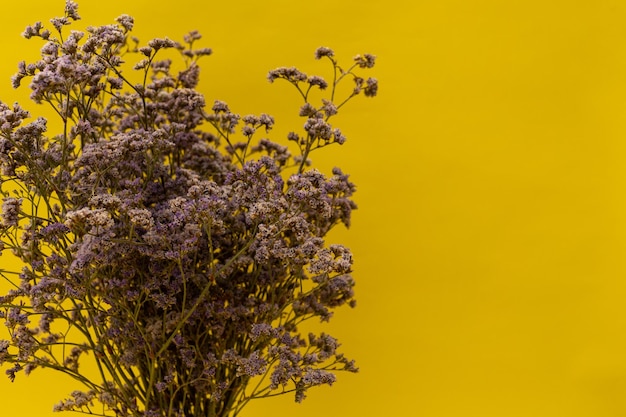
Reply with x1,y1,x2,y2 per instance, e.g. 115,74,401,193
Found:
0,1,377,416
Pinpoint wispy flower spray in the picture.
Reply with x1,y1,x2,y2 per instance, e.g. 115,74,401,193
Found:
0,2,377,416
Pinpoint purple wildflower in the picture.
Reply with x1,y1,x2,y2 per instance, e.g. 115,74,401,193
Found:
314,46,335,60
1,198,22,227
354,53,376,68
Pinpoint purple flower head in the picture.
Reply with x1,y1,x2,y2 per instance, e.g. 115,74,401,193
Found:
354,53,376,68
115,14,134,32
184,30,202,43
22,22,50,40
212,99,230,113
147,37,176,51
322,99,338,117
364,77,379,97
308,75,328,90
65,1,81,21
314,46,335,60
267,66,307,83
1,198,22,227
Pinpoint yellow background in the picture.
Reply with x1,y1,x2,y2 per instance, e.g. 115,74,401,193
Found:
2,0,626,416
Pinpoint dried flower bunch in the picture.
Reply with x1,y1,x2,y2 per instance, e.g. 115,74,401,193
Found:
0,1,377,416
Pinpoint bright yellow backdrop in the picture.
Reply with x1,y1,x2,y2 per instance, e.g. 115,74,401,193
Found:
2,0,626,416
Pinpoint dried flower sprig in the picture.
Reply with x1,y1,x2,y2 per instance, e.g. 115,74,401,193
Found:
268,46,377,172
0,2,376,417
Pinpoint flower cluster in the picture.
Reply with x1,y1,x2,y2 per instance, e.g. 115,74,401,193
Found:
0,2,376,417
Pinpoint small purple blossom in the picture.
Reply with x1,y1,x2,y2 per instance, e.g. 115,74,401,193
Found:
314,46,335,60
183,30,202,44
304,117,333,141
364,77,379,97
299,103,319,118
354,53,376,68
267,66,307,83
65,1,81,21
115,14,134,32
22,22,50,40
1,198,22,227
147,37,176,50
212,99,230,113
308,75,328,90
